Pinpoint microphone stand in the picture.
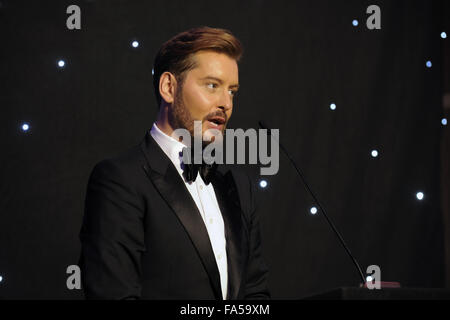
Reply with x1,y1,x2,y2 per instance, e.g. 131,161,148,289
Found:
258,121,366,286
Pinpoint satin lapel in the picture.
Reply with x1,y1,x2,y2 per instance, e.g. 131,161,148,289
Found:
140,131,222,300
211,169,246,300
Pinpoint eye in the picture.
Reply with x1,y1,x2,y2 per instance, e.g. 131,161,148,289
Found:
206,83,218,89
229,89,238,97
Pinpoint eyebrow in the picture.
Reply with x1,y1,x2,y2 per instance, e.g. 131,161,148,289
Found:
200,76,239,89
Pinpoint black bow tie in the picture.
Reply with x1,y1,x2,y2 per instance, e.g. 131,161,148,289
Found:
180,147,218,185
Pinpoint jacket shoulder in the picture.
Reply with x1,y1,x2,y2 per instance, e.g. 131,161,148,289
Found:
95,141,146,168
89,144,147,186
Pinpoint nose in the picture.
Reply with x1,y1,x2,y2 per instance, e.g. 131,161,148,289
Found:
218,89,232,112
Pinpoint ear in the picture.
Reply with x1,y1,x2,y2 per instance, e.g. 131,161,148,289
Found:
159,71,177,104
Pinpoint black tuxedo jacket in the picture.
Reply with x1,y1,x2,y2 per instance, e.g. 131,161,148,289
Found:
79,130,270,300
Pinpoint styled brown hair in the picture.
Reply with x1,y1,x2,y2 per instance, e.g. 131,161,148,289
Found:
152,26,243,107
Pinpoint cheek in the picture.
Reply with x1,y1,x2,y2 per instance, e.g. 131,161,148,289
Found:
183,85,214,116
227,108,233,118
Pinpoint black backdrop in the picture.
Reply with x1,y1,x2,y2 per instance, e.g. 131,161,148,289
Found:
0,0,446,299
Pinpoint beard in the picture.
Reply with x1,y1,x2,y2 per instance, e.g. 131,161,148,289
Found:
168,82,196,137
168,84,228,146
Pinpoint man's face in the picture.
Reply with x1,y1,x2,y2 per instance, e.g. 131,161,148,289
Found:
169,50,239,141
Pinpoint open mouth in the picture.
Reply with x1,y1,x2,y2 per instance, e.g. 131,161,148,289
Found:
207,116,226,128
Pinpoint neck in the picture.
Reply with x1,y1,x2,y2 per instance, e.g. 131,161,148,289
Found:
156,106,193,147
155,105,174,137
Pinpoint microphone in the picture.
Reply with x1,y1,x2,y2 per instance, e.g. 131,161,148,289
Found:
258,120,366,285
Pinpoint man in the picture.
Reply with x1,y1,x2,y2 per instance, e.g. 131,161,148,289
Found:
79,26,270,300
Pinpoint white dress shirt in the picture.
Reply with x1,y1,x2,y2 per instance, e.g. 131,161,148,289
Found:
150,123,228,299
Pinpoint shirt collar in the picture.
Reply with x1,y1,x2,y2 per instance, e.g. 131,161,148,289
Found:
150,123,187,172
